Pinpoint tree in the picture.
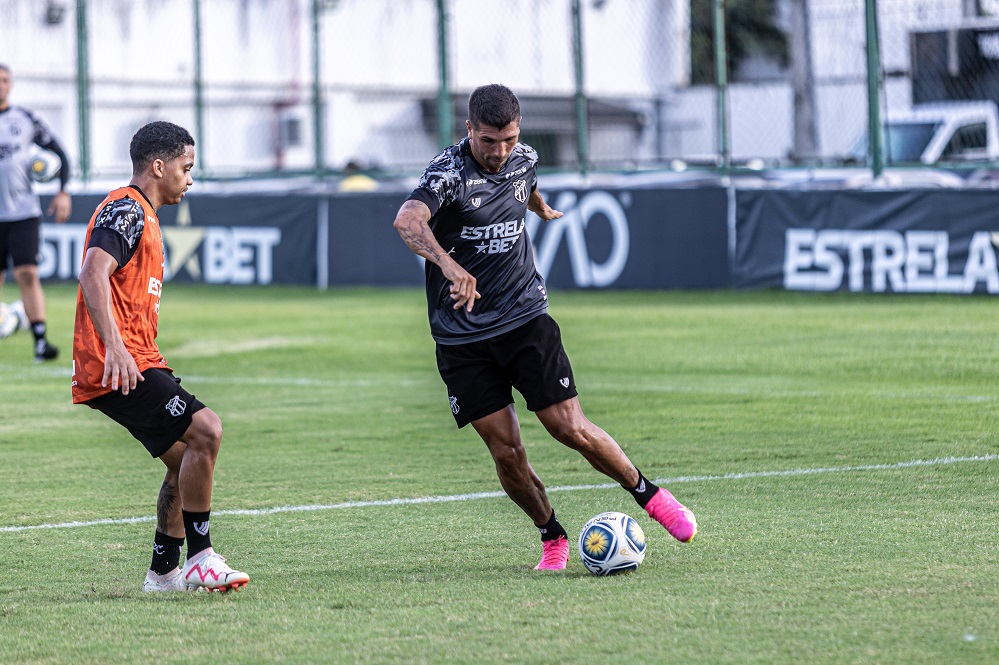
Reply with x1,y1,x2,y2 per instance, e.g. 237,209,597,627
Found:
690,0,789,85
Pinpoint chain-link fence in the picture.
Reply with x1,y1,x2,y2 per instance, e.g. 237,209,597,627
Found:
3,0,999,182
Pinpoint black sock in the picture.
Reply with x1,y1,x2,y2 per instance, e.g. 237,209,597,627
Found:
150,531,184,575
626,469,660,508
182,510,212,557
536,510,568,542
30,321,46,341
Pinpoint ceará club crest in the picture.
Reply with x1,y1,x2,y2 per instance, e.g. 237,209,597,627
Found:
513,179,528,203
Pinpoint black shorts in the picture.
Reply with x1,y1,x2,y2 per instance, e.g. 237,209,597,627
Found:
85,368,206,457
435,313,577,428
0,217,41,269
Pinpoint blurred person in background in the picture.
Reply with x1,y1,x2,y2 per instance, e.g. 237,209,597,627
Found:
0,63,71,361
338,160,379,192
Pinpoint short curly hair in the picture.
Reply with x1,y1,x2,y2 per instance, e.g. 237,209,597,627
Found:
468,84,521,130
130,121,194,173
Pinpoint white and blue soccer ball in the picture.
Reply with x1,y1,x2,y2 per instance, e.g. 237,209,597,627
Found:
29,148,61,183
0,301,28,339
578,511,647,576
0,302,19,339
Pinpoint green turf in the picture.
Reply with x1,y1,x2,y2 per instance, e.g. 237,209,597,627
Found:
1,285,997,664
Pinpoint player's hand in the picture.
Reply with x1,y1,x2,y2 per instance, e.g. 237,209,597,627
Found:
48,191,72,224
439,256,480,312
102,343,145,395
535,204,563,221
527,189,563,221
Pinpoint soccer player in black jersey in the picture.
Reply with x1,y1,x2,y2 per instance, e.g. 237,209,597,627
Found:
393,84,697,570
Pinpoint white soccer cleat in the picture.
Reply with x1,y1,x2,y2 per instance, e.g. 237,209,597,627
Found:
142,567,185,592
181,548,250,592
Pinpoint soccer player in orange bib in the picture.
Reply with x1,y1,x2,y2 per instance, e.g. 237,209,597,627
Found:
72,121,248,593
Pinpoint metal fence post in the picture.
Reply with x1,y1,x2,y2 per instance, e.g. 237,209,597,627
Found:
864,0,884,177
75,0,90,182
712,0,730,170
436,0,453,150
571,0,588,174
193,0,206,174
312,0,325,178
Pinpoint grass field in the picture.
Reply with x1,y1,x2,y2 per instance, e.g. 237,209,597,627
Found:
1,284,997,664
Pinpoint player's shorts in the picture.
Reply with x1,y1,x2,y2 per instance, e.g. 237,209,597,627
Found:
0,217,41,269
435,313,577,428
85,368,206,457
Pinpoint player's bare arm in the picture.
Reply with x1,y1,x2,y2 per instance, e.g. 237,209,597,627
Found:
78,246,144,394
392,199,443,260
527,189,563,221
393,199,481,312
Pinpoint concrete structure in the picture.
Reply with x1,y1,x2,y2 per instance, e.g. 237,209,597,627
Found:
0,0,988,180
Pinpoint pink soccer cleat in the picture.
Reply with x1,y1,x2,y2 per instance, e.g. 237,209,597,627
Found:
644,488,698,543
534,536,570,570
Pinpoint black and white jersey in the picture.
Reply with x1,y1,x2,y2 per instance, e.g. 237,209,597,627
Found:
0,106,68,222
408,137,548,345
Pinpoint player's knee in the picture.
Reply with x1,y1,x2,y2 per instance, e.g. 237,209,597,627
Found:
12,265,38,288
488,439,526,471
547,418,589,449
189,410,223,456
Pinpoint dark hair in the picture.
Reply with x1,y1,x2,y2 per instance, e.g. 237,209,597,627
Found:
129,121,194,172
0,64,10,75
468,84,521,130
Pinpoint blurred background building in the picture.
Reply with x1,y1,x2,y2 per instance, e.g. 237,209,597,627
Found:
3,0,999,182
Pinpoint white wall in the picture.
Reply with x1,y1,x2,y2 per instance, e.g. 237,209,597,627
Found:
0,0,977,178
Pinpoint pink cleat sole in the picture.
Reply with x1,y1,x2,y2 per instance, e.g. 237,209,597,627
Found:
204,580,248,593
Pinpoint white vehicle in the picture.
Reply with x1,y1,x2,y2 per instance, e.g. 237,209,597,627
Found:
851,100,999,165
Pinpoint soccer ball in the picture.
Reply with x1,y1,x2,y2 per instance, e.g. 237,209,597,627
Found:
0,302,19,339
29,148,61,183
0,301,28,339
578,511,647,576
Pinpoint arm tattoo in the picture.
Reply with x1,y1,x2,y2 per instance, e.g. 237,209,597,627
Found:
395,201,441,259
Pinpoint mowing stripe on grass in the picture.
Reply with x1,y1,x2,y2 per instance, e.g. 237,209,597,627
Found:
1,454,995,534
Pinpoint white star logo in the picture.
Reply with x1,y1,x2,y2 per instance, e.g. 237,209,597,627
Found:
475,243,488,253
